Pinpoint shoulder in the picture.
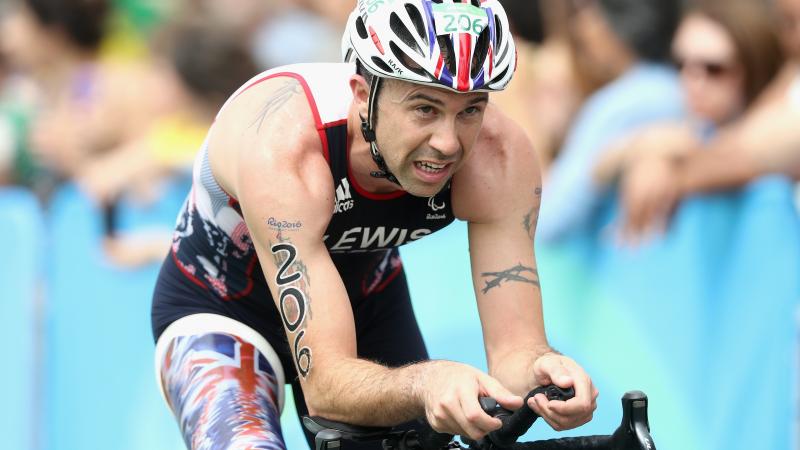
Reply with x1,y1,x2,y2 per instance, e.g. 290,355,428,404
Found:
209,71,343,217
452,104,541,223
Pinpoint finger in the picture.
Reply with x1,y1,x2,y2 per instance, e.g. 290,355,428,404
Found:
528,394,570,431
621,189,645,241
641,192,665,240
530,395,593,430
479,375,523,411
548,368,594,418
459,391,502,440
533,355,574,390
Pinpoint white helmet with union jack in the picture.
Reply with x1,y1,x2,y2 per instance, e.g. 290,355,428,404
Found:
342,0,517,93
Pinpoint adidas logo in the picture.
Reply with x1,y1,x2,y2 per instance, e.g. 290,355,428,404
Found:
333,177,355,214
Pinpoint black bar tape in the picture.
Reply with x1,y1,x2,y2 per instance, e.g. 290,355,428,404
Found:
512,435,613,450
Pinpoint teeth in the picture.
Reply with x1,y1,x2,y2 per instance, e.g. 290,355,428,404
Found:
416,162,446,173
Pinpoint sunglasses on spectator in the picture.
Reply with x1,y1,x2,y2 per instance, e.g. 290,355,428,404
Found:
672,56,737,78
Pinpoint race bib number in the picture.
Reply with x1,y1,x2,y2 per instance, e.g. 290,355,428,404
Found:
432,3,488,37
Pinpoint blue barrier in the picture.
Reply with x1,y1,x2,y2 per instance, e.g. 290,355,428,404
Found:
43,182,188,450
536,176,800,449
0,188,44,450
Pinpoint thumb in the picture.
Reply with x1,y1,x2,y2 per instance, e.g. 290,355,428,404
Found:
534,355,573,389
479,374,523,411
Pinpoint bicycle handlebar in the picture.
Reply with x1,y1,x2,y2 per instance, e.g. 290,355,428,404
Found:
483,385,576,448
302,387,656,450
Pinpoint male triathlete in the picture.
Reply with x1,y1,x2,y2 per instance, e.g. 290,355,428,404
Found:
152,1,598,449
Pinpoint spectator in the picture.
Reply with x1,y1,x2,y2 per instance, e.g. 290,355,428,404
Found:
0,0,172,197
491,0,583,173
599,0,794,239
536,0,684,243
76,17,258,267
0,50,38,186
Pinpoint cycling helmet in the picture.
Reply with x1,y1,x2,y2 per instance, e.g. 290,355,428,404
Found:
342,0,517,187
342,0,517,93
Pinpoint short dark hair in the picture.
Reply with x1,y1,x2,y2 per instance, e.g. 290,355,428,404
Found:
356,60,381,126
597,0,681,62
26,0,109,51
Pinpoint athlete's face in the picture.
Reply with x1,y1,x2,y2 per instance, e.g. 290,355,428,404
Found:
373,80,488,197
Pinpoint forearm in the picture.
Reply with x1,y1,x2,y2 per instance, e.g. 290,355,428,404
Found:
306,357,440,426
676,148,762,196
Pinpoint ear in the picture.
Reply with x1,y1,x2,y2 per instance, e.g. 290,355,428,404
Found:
349,74,370,118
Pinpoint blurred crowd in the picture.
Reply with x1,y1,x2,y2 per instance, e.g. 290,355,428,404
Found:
1,0,799,447
3,0,800,262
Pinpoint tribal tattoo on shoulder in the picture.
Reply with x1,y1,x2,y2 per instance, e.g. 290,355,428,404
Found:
250,78,302,133
522,187,543,241
270,237,313,378
481,263,540,294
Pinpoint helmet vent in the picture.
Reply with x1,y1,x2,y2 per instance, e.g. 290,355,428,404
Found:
355,15,369,39
404,3,428,47
470,0,481,6
493,65,509,85
494,14,503,48
436,35,457,75
497,39,509,68
390,12,423,56
370,56,394,74
471,26,491,78
390,41,428,77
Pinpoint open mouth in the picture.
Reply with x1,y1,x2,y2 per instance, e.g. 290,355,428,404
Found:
414,161,448,173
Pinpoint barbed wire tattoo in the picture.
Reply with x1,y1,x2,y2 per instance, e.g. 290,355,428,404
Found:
481,263,540,294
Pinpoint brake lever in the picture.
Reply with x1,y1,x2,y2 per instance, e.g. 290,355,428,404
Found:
473,385,575,449
611,391,656,450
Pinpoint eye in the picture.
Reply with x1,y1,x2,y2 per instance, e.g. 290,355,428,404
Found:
415,105,436,117
460,106,484,118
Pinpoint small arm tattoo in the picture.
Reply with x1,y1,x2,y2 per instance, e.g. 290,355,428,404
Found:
250,79,302,133
481,263,540,294
522,187,543,241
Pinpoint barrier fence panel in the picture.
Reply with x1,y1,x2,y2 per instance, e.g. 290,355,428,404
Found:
0,188,44,450
43,182,187,450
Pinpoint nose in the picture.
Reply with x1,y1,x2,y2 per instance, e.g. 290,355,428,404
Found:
428,119,461,158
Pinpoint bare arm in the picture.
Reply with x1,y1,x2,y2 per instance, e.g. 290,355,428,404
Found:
675,98,800,195
217,78,426,425
454,108,596,430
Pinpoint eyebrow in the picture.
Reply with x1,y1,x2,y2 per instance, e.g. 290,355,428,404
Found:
405,92,489,106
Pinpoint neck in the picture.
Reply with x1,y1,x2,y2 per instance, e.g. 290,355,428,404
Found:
346,102,404,194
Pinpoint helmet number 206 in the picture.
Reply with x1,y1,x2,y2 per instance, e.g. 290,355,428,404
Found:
433,4,487,37
441,14,486,35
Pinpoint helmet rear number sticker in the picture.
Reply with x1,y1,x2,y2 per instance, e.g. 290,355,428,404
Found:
363,0,394,15
432,3,487,36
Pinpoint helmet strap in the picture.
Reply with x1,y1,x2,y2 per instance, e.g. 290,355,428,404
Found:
361,76,401,187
